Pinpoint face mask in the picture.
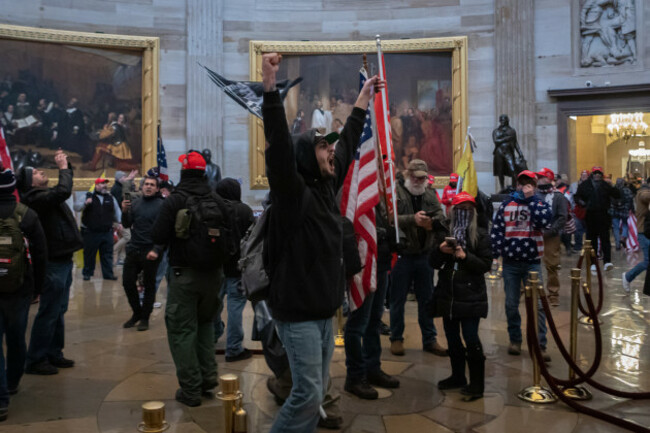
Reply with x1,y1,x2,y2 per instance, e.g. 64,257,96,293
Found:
449,182,457,188
538,184,553,192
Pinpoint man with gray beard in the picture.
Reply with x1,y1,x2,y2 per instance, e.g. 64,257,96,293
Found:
389,159,447,357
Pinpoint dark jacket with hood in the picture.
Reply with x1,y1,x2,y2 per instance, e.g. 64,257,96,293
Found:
575,176,620,214
0,186,47,297
151,169,214,268
215,178,254,278
20,168,83,261
262,90,365,322
429,225,491,319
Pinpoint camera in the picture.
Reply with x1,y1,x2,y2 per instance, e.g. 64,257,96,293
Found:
445,237,457,248
124,192,132,202
585,80,593,88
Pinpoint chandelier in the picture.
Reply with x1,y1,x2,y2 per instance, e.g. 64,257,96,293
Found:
607,112,648,143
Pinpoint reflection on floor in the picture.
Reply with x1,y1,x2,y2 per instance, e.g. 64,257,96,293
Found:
3,248,650,432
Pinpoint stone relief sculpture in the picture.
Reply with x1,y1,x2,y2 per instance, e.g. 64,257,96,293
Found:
580,0,637,67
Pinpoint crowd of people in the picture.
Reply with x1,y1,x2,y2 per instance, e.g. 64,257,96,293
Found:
0,53,649,432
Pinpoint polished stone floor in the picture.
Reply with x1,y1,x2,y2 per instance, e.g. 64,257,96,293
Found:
3,246,650,432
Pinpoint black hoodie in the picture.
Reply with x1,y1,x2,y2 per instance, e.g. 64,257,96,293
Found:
216,178,254,277
262,90,365,322
151,169,213,268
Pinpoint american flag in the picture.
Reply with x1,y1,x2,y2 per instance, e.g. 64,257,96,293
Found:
0,128,19,201
157,124,169,181
626,210,639,252
373,53,396,220
340,68,380,312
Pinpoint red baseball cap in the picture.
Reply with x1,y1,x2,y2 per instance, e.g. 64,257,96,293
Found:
517,170,537,180
581,169,590,175
450,173,459,182
178,151,206,171
452,191,476,206
428,174,436,185
95,178,109,185
535,167,555,181
591,166,604,174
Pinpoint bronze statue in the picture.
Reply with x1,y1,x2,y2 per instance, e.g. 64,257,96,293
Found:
492,114,526,190
202,148,222,190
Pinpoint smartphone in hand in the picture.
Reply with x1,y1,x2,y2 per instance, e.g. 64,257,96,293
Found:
445,237,457,249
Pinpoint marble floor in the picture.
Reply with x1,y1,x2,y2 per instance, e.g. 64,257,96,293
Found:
3,246,650,433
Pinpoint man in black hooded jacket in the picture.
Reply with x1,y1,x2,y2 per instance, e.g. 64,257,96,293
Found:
18,150,83,375
262,52,382,433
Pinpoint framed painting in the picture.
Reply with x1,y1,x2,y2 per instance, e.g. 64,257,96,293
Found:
0,24,159,190
248,36,468,189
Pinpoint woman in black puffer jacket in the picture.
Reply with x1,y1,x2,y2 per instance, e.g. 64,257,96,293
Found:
429,192,492,401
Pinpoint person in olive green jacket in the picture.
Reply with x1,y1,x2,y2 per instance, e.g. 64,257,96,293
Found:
389,159,447,357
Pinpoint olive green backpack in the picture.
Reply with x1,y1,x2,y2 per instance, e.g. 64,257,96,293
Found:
0,203,28,293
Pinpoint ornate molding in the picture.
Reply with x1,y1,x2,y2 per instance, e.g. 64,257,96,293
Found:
0,24,157,49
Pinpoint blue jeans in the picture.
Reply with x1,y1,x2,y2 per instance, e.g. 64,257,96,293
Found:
155,249,169,292
501,261,547,348
389,254,437,345
612,217,629,247
82,229,115,279
270,319,334,433
0,294,31,408
213,277,247,357
344,270,388,380
626,234,649,282
574,218,585,251
26,260,73,366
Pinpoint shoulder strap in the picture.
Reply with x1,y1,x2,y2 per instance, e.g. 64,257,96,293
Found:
13,202,29,224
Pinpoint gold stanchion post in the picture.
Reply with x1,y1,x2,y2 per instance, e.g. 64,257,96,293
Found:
216,374,246,433
517,271,557,404
335,307,345,347
579,240,596,326
560,269,593,400
137,401,169,432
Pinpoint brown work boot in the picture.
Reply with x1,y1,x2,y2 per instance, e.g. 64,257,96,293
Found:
390,340,405,356
423,341,449,357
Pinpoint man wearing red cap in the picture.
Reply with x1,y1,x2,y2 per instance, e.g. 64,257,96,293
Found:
536,168,568,306
151,150,235,407
575,166,620,271
491,170,551,358
77,177,121,281
440,173,459,215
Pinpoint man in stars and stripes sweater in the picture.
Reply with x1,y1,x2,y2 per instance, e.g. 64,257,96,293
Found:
491,170,552,359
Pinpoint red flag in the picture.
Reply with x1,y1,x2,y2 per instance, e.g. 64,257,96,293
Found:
0,128,19,201
340,68,380,312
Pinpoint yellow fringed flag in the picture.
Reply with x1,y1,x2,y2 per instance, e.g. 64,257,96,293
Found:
89,169,106,193
456,130,478,197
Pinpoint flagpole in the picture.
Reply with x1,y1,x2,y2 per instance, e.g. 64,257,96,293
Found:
376,35,399,244
457,126,470,195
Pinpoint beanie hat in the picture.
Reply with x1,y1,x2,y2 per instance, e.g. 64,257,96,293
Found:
0,169,17,196
16,166,33,192
178,152,206,171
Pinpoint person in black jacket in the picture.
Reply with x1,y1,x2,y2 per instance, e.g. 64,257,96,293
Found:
0,168,46,421
120,175,164,332
150,151,226,408
261,52,382,433
429,192,491,401
575,166,620,271
212,178,254,362
18,150,83,376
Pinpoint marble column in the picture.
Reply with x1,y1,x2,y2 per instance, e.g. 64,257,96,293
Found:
186,0,224,164
495,0,536,171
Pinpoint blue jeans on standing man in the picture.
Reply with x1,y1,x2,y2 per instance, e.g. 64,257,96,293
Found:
612,216,629,248
0,293,31,409
270,319,334,433
82,229,115,279
389,254,437,346
26,260,74,367
625,234,649,283
501,261,548,349
213,277,247,357
573,218,585,251
345,270,389,380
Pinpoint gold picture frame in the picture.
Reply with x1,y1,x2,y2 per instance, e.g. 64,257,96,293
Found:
249,36,468,189
0,24,159,190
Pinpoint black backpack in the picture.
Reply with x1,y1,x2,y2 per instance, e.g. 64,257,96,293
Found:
175,191,238,269
0,203,28,293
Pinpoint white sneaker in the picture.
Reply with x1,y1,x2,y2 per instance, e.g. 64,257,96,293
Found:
590,264,597,274
622,272,631,294
604,263,614,271
153,302,162,309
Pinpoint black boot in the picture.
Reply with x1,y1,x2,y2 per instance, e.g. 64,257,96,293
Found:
461,343,485,401
437,346,467,390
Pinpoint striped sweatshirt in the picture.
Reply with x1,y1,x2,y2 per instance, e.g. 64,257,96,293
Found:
491,192,552,262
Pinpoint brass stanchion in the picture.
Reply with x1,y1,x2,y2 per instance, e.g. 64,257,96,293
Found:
517,271,557,404
579,240,599,326
560,269,593,400
335,307,345,347
487,258,500,280
137,401,169,432
216,374,247,433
